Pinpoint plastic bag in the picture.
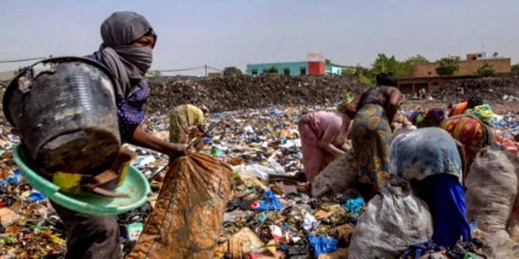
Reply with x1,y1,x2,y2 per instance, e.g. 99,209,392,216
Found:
308,235,338,257
232,164,277,182
344,197,365,216
311,146,358,197
465,147,518,244
349,176,433,258
256,191,283,211
128,153,233,259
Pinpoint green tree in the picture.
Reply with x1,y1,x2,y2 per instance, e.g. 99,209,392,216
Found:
358,74,374,85
477,63,497,77
435,57,459,76
406,55,429,64
342,67,355,75
267,66,278,74
351,65,374,84
512,63,519,73
402,55,429,77
371,54,401,76
223,66,243,77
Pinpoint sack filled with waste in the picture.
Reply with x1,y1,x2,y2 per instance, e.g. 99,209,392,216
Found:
128,153,233,259
311,146,358,198
349,176,433,258
466,147,519,244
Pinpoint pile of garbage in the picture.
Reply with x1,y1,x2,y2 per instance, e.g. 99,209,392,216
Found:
135,104,357,258
432,77,519,104
0,125,67,258
0,103,348,258
145,75,363,113
3,73,519,257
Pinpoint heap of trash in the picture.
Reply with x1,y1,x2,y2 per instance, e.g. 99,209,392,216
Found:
432,77,519,104
0,101,517,258
144,75,363,113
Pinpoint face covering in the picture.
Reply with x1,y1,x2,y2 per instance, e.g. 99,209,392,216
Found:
111,45,153,78
98,11,157,99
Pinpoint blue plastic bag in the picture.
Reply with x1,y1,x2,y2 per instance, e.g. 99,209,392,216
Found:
344,197,365,215
28,191,46,202
0,170,22,186
308,235,338,257
257,191,283,211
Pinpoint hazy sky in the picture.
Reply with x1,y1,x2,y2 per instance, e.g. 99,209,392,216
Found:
0,0,518,75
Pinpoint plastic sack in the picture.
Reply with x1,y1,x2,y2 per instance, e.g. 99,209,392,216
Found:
465,147,519,244
267,155,286,175
128,153,233,259
308,235,338,257
232,164,278,182
311,146,358,197
349,176,433,258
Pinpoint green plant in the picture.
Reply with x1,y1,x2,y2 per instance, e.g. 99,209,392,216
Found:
512,63,519,73
223,66,243,77
358,74,374,85
435,57,459,76
477,63,497,77
267,66,278,74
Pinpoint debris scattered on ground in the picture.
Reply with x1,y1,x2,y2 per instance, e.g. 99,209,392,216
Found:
1,75,519,257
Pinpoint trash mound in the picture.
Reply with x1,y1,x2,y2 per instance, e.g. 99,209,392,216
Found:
432,77,519,104
145,75,362,113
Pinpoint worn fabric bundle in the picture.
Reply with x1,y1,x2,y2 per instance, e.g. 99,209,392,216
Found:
465,147,519,245
390,128,471,247
128,153,233,259
349,176,433,258
311,146,358,198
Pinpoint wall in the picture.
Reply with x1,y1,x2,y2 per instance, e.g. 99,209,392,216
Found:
413,58,511,77
308,61,325,75
398,75,480,95
325,65,343,75
246,62,309,76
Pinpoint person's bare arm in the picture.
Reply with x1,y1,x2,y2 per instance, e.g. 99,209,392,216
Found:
386,87,402,124
130,126,186,160
344,94,363,119
454,139,467,182
346,120,354,140
319,124,345,157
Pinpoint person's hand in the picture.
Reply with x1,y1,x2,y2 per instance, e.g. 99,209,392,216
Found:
167,143,186,160
202,131,213,138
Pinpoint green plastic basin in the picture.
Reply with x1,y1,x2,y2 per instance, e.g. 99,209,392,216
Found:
13,145,151,216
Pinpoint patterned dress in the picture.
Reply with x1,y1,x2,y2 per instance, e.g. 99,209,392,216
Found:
389,128,462,181
440,115,487,168
352,104,392,186
169,104,204,144
351,86,397,186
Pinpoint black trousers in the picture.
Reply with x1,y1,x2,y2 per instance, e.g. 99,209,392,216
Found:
50,201,121,259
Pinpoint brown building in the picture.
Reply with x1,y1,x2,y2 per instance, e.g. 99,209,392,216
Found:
413,52,511,77
208,72,223,78
397,75,479,96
